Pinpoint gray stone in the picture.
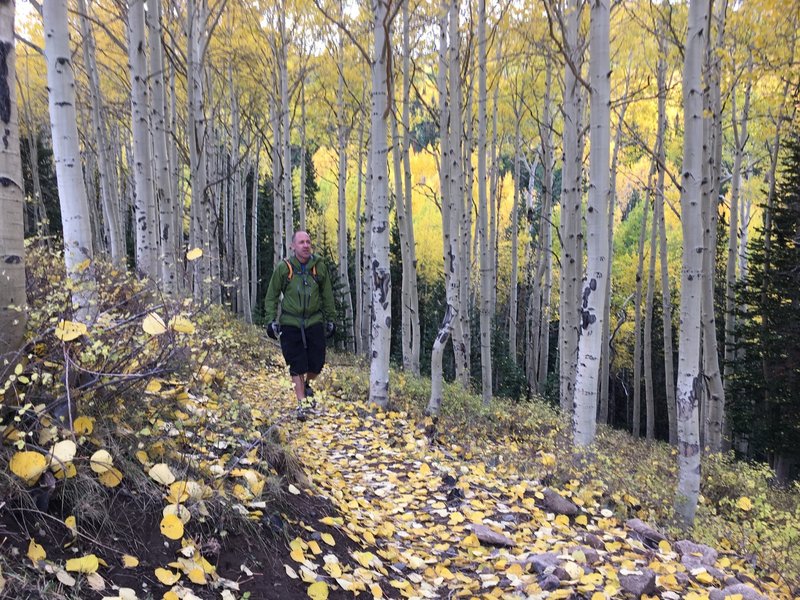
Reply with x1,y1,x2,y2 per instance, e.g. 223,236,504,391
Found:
540,574,561,591
626,518,666,547
682,556,727,581
542,488,579,516
569,545,600,564
470,524,515,547
675,539,718,565
619,568,657,597
581,532,605,550
526,552,560,575
708,583,767,600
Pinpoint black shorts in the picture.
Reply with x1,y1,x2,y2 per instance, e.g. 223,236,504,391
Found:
279,323,326,376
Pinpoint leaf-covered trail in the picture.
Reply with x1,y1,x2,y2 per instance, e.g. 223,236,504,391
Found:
248,366,789,600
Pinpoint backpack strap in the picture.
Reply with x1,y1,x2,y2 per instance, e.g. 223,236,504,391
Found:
284,259,294,281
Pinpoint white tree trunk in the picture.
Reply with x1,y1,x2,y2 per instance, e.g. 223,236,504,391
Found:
271,99,283,266
0,0,26,363
147,0,177,294
644,196,657,440
510,113,521,365
78,0,123,266
280,7,293,253
250,146,260,310
127,0,158,280
299,79,307,231
336,27,355,352
368,0,392,408
428,0,459,417
355,112,366,355
632,173,651,438
230,74,252,323
675,0,708,527
402,0,420,374
44,0,96,321
559,0,584,413
572,0,610,447
656,38,677,445
477,0,492,403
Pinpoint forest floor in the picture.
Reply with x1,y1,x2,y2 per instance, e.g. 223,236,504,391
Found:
1,296,798,599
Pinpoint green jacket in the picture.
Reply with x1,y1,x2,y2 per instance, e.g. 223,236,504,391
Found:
264,254,336,329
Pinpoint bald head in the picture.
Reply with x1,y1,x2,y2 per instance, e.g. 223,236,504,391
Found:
291,230,312,263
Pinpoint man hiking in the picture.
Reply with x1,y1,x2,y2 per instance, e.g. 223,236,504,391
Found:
264,231,336,420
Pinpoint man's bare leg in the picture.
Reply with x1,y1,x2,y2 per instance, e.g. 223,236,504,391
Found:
291,374,306,402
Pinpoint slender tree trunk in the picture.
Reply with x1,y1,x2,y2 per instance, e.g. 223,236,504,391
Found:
656,39,677,445
188,1,210,300
0,0,26,365
723,64,751,416
477,0,492,403
147,0,177,294
299,79,307,231
336,24,355,352
510,112,521,365
675,0,708,527
355,112,366,355
78,0,123,265
368,0,392,408
632,168,652,437
559,0,584,414
448,0,468,387
44,0,96,321
230,75,252,323
644,196,657,440
573,0,610,446
489,38,501,314
402,0,420,374
280,6,293,253
362,131,374,355
250,146,260,311
127,0,158,279
428,0,459,417
271,99,283,265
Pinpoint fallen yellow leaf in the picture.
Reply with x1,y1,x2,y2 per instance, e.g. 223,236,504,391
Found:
307,581,329,600
65,554,100,574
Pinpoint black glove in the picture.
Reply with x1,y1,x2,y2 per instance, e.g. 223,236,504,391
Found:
266,321,280,340
325,321,336,338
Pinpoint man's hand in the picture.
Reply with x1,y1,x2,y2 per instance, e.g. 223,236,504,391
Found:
266,321,281,340
325,321,336,338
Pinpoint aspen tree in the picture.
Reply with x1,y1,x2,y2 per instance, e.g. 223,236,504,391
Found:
279,5,294,254
510,107,521,366
354,110,366,355
558,0,584,414
368,0,393,408
573,0,611,447
428,0,460,417
299,80,307,231
644,196,657,440
401,0,420,374
77,0,123,266
676,0,708,527
632,170,652,438
655,36,677,445
43,0,96,321
336,9,355,352
127,0,158,280
0,0,26,364
147,0,177,295
271,99,283,267
477,0,492,403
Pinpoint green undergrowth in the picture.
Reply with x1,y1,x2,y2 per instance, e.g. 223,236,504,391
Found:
327,357,800,591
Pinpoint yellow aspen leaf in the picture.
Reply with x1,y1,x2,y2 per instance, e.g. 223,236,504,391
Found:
98,467,123,488
580,572,603,586
143,313,167,336
169,316,196,334
163,591,180,600
27,538,46,563
554,514,570,527
122,555,139,568
55,320,87,342
369,583,383,598
506,563,524,577
448,511,465,525
461,534,479,548
187,568,206,584
89,450,113,474
320,532,335,546
65,554,100,574
53,462,77,480
149,463,176,485
563,561,583,580
10,451,47,484
693,569,715,584
154,569,181,586
145,380,162,393
160,514,184,540
575,515,588,526
308,540,322,555
658,540,672,554
167,482,190,503
50,440,77,464
163,504,191,524
323,561,342,577
591,593,606,600
186,247,203,261
64,515,77,536
736,497,753,511
290,548,306,562
319,516,342,526
73,416,94,435
363,530,376,544
307,581,329,600
418,463,431,477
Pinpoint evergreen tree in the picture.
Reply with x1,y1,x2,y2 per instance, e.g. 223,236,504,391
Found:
729,133,800,482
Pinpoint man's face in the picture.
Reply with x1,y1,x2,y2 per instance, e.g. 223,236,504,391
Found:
292,232,312,262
